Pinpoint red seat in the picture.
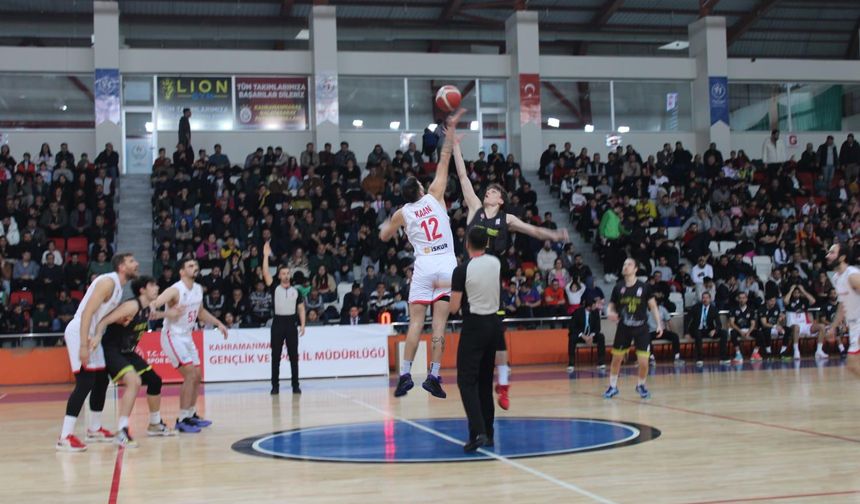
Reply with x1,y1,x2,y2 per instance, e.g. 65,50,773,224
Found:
521,262,538,277
797,173,814,191
70,290,84,302
423,162,437,173
67,236,88,254
10,291,33,307
49,238,66,254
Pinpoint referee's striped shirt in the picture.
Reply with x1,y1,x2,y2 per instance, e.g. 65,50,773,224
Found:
451,254,501,316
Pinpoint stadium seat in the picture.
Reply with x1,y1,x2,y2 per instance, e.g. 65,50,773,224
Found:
49,238,66,253
337,282,354,308
752,255,772,266
755,264,772,283
719,241,736,253
669,292,684,312
708,242,720,256
10,291,33,307
70,290,84,302
66,237,88,254
581,186,594,195
666,227,681,240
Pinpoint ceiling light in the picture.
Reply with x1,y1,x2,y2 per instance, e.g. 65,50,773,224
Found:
547,117,560,128
469,121,479,131
144,121,154,133
60,104,68,111
295,29,309,40
617,125,630,133
389,121,400,130
352,119,364,128
658,41,689,51
584,124,595,133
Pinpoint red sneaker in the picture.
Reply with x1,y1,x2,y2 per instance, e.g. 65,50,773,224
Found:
496,385,510,410
751,351,763,362
86,427,116,443
56,434,88,452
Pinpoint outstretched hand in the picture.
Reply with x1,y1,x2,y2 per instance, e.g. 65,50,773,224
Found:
442,108,467,135
263,240,272,258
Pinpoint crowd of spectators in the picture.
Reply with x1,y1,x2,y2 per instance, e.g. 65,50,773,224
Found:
0,141,120,343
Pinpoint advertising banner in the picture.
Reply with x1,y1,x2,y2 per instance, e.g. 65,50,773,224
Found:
94,68,121,126
709,76,729,127
519,73,541,126
235,77,309,130
315,72,339,126
156,76,233,130
139,325,390,384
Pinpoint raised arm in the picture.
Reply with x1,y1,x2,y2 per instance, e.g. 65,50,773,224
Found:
506,213,569,244
379,209,405,242
453,142,481,217
262,241,273,287
428,108,466,202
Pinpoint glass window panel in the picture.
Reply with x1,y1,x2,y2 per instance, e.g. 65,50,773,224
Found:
0,74,94,128
613,81,692,132
729,82,787,132
406,78,477,131
123,75,154,106
479,80,506,106
540,80,611,131
340,77,405,130
788,83,844,132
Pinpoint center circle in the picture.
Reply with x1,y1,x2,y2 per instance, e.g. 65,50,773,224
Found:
233,417,660,463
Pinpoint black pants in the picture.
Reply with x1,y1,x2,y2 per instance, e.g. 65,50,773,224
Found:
568,332,605,366
64,369,109,417
719,330,743,360
650,330,680,358
271,315,299,388
457,314,499,441
755,327,791,353
690,327,722,361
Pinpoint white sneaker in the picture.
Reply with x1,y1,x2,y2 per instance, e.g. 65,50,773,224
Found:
815,350,829,360
566,366,574,373
733,354,744,364
85,427,115,443
147,421,178,437
115,428,139,449
597,364,607,370
793,351,801,361
696,360,704,367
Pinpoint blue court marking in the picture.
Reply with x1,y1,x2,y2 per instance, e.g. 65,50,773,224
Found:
233,417,660,463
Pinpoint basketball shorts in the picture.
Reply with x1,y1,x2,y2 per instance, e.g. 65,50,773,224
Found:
848,319,860,355
161,329,200,368
64,323,106,373
104,346,152,382
612,324,650,355
410,254,457,305
794,323,817,338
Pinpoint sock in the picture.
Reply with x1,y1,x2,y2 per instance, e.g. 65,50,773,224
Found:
178,409,191,421
61,415,77,439
118,416,129,430
674,353,681,360
429,362,441,378
764,347,771,354
816,343,824,352
638,378,646,386
839,343,846,352
401,360,413,375
609,375,618,388
752,347,759,354
497,365,510,386
149,411,161,425
793,343,800,353
190,406,197,417
780,345,787,353
89,411,102,432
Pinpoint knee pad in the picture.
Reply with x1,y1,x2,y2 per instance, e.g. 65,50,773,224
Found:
144,372,163,396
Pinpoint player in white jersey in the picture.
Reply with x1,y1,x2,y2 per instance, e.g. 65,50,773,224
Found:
381,107,465,399
150,257,228,432
825,241,860,377
56,253,139,452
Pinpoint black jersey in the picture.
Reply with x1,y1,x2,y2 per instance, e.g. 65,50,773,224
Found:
786,297,809,314
820,301,838,323
610,280,653,328
102,299,150,353
758,305,782,327
467,208,510,257
730,305,754,329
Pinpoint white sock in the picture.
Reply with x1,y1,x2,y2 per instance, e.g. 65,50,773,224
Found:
190,406,197,416
609,375,618,388
118,416,129,430
429,362,441,377
817,343,824,352
839,343,846,352
752,347,759,354
178,409,191,421
674,353,681,360
638,378,646,386
149,411,161,425
497,365,510,386
89,411,102,432
61,415,77,439
780,345,787,353
401,360,413,375
793,343,800,353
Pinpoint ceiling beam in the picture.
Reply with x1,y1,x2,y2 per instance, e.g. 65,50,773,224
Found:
847,16,860,59
727,0,781,45
591,0,625,27
280,0,295,16
699,0,720,17
440,0,464,21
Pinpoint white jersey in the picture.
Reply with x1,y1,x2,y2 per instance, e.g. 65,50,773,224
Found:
402,194,455,258
71,272,123,337
163,280,203,336
834,266,860,323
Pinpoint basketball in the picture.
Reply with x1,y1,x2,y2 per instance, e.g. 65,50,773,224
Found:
435,85,461,112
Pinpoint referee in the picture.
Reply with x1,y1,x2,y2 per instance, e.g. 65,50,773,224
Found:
263,242,306,395
450,227,502,452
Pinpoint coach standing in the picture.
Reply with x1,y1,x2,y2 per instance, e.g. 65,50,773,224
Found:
263,242,306,396
450,228,501,452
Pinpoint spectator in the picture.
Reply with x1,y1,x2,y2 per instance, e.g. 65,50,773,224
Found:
762,129,786,170
341,305,366,326
334,141,357,168
563,276,586,315
208,144,230,169
178,108,192,147
13,250,39,290
839,133,860,182
686,292,723,366
341,283,368,321
87,250,111,277
567,296,606,372
536,240,557,275
301,142,320,169
248,280,273,327
94,142,119,177
543,279,566,318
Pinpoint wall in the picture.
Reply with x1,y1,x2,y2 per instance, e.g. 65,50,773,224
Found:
338,130,482,164
2,130,96,162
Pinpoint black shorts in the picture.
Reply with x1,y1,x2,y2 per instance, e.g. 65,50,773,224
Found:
104,346,152,382
612,325,650,354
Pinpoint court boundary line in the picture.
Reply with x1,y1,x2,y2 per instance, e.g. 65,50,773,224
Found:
108,446,125,504
573,391,860,444
330,390,618,504
681,489,860,503
0,393,7,401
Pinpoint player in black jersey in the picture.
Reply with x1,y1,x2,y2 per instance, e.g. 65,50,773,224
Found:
604,258,663,400
754,295,786,361
817,288,847,358
451,141,568,410
724,292,756,364
92,276,176,446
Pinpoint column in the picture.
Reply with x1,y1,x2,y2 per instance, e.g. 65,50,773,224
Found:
688,16,730,155
93,1,122,173
505,11,542,173
310,5,339,150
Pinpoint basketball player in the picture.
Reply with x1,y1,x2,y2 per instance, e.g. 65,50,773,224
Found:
818,288,847,358
380,108,465,399
826,242,860,377
56,253,139,452
604,258,663,400
92,276,177,446
451,140,568,410
783,283,823,361
150,257,228,432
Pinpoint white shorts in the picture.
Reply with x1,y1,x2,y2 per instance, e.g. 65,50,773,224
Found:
409,254,457,305
848,320,860,355
161,329,200,368
794,323,817,338
64,324,106,373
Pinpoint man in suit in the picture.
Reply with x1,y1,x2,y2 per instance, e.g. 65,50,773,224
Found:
566,296,606,373
340,305,367,326
685,291,723,367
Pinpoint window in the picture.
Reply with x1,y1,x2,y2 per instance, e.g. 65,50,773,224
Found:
407,78,477,131
123,75,154,106
613,81,692,132
540,80,611,131
340,77,405,130
0,74,94,128
730,82,786,132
